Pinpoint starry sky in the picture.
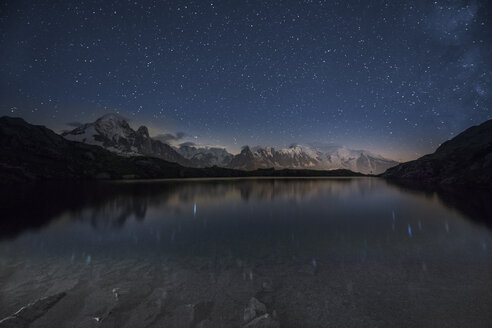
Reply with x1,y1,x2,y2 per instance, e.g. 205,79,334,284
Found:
0,0,491,161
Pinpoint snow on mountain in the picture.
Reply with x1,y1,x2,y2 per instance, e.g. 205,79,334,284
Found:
65,124,104,147
318,146,397,174
250,145,319,168
227,146,256,170
176,144,233,167
63,114,145,156
227,144,398,174
62,114,191,165
62,113,397,174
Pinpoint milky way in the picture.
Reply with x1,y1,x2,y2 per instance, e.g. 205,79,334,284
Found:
0,0,491,160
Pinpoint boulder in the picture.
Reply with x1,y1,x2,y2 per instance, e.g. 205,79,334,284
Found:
243,314,279,328
0,292,66,328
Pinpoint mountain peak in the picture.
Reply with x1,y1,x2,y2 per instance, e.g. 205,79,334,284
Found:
0,116,28,125
96,113,127,123
62,114,191,166
241,145,252,153
137,126,149,138
92,114,133,142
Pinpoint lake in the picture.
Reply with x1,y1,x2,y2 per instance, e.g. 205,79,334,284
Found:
1,177,491,327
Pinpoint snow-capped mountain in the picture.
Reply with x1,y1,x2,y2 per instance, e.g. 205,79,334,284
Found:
227,146,319,170
62,114,397,174
176,144,233,167
315,145,398,174
62,114,191,166
226,144,398,174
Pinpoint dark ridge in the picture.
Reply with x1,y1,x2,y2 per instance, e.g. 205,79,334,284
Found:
382,118,492,189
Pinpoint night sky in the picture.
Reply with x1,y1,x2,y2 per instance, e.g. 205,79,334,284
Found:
1,0,491,161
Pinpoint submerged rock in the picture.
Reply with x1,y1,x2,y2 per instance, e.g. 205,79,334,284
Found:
0,292,66,328
243,297,267,322
243,314,280,328
261,281,274,292
243,297,280,327
195,319,214,328
171,301,214,328
191,301,214,326
298,262,318,275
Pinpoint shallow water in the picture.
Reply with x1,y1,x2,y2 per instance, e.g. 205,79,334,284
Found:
1,178,491,327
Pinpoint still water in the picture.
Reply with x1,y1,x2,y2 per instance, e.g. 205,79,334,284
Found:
0,178,491,327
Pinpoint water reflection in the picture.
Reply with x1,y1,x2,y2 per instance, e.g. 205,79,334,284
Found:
1,178,491,327
1,178,491,240
385,180,492,230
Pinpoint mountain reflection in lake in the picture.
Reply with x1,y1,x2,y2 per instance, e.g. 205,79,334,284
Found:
1,178,491,327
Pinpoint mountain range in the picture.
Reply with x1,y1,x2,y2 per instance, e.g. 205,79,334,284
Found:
0,116,363,184
62,114,398,174
227,144,398,174
3,114,491,187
